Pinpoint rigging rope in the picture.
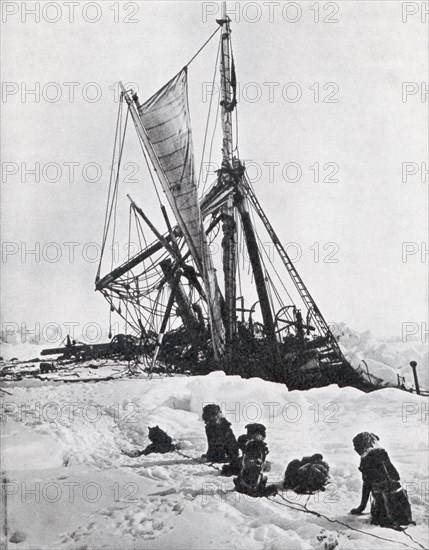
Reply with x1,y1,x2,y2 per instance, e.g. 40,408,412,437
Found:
134,123,163,206
105,107,129,277
247,179,297,307
201,78,221,196
96,98,130,336
197,38,221,191
124,203,133,335
98,98,124,279
185,25,221,68
251,211,288,313
108,110,129,328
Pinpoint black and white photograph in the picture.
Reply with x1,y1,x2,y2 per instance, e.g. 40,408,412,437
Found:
1,1,428,548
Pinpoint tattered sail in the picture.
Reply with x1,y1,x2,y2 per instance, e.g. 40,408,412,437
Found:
136,68,225,357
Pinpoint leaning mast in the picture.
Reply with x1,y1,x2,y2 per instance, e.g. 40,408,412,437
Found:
219,2,237,348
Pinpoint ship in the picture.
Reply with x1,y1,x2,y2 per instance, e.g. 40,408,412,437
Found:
94,4,379,392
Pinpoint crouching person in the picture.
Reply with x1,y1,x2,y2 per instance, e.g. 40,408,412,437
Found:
350,432,413,528
201,404,239,463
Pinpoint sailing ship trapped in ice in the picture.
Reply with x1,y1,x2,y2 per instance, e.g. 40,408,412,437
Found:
94,10,378,392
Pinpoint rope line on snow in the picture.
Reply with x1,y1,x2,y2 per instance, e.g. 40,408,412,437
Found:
174,449,221,471
174,450,427,550
128,446,427,550
267,494,427,550
402,529,429,550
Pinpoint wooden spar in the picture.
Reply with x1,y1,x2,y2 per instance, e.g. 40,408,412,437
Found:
96,213,222,293
149,288,176,374
126,195,183,266
96,179,229,291
96,180,226,291
219,3,237,347
126,195,204,299
159,259,199,331
95,229,180,291
161,204,180,255
236,193,276,345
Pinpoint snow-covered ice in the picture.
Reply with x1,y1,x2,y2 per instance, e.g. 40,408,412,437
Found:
1,369,428,550
332,323,428,390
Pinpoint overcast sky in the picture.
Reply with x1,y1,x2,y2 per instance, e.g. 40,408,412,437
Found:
1,0,427,343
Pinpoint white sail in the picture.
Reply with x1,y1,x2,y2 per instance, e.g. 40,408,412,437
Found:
137,68,225,357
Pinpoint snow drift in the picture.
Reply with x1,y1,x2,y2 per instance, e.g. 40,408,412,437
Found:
1,370,428,550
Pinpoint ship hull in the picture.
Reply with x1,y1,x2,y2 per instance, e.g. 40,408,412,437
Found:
146,325,380,393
